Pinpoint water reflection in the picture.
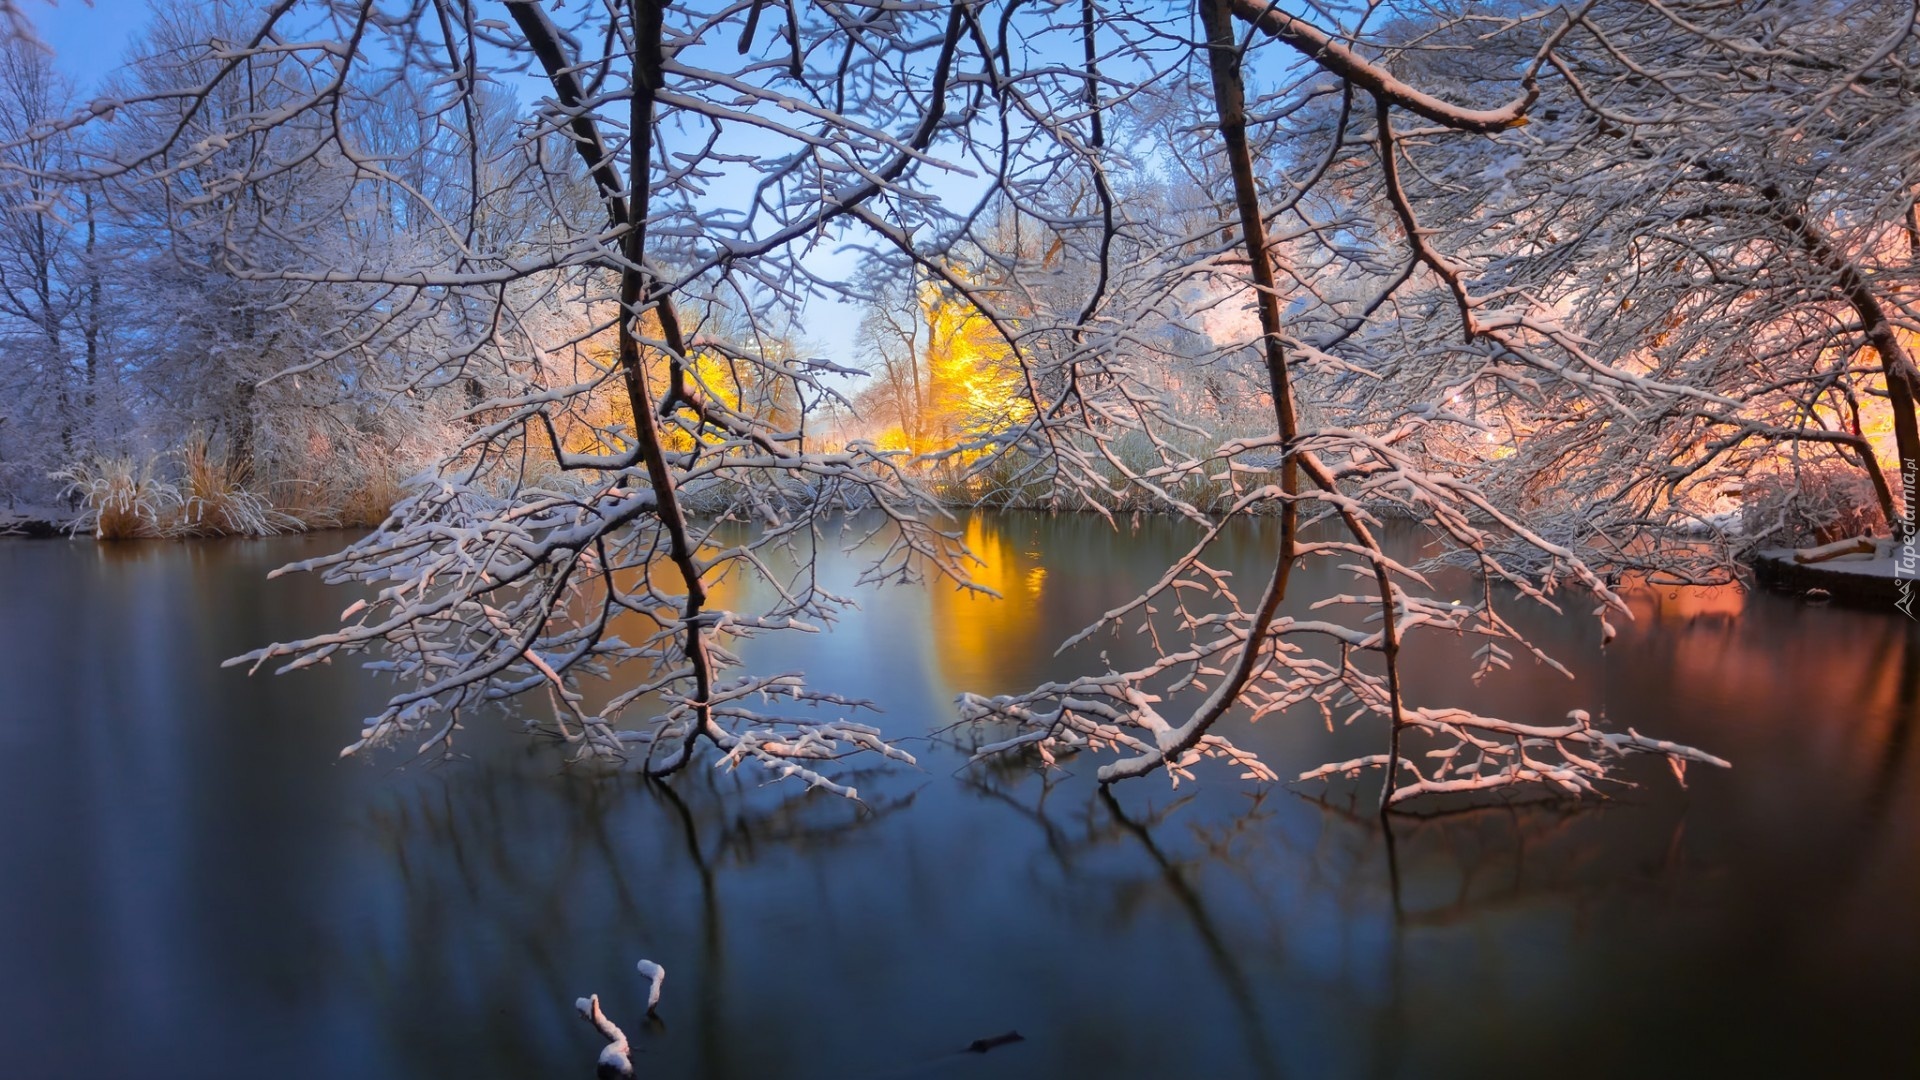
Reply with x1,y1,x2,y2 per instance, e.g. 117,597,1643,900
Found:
352,765,919,1078
926,516,1049,693
1,520,1917,1077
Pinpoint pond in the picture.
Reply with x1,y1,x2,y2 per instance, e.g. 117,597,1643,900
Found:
1,513,1916,1078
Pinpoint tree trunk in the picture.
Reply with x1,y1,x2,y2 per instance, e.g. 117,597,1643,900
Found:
1771,195,1920,540
83,190,100,415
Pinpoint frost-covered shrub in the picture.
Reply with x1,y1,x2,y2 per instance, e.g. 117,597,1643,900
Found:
59,442,298,539
57,455,180,539
1739,462,1888,548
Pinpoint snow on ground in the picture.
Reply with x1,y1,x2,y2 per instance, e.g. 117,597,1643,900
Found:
1755,545,1913,580
0,505,77,536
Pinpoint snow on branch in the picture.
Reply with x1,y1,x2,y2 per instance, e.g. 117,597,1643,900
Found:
1227,0,1570,133
1300,707,1729,806
576,958,666,1077
575,994,633,1079
958,0,1740,809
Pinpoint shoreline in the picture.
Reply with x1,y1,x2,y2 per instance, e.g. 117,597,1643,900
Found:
9,499,1914,618
0,509,76,538
1749,545,1910,609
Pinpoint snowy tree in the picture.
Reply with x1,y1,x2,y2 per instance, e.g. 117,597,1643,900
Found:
1284,0,1920,565
0,38,99,503
0,0,1754,809
954,0,1735,805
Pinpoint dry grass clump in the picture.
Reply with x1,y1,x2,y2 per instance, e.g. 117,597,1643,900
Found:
335,467,406,528
172,438,300,537
274,429,414,530
57,456,180,540
265,477,342,530
60,442,298,540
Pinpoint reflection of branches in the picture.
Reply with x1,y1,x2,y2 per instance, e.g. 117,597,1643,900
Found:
1293,787,1721,1077
1098,787,1284,1080
354,761,910,1075
1300,794,1710,933
1782,623,1920,939
1862,626,1919,824
957,773,1284,1078
957,769,1081,874
650,774,729,1078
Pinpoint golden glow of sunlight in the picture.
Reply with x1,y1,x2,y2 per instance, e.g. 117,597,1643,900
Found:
876,282,1034,470
926,516,1045,691
544,308,797,462
1620,579,1747,626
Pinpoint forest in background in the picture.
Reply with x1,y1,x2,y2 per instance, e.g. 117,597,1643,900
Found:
4,0,1909,552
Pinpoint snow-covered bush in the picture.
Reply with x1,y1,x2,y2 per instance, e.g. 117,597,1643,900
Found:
56,454,178,539
1741,464,1890,549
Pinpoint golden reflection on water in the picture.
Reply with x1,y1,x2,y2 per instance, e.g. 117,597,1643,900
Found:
926,515,1047,693
1607,579,1917,828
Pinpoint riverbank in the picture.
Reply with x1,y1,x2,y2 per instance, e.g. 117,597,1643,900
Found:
14,482,1917,624
1750,542,1911,609
0,505,77,538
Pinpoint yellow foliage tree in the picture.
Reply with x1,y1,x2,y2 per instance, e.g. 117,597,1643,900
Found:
542,304,801,463
923,283,1030,449
867,276,1030,465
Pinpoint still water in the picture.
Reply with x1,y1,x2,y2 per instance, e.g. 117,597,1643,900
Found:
1,514,1916,1078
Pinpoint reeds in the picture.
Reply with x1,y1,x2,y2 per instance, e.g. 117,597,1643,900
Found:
56,455,180,540
61,440,299,540
170,437,300,537
56,420,419,541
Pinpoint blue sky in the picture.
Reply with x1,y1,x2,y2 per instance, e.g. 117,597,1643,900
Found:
19,0,146,91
